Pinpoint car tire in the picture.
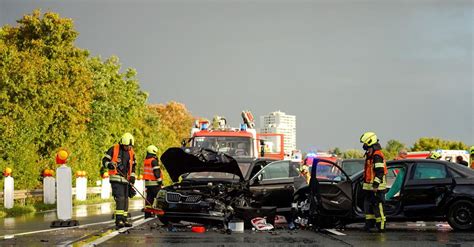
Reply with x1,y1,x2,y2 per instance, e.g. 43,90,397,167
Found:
447,200,474,231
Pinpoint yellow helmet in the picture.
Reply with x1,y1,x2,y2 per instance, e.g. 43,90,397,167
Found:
146,145,158,155
470,146,474,155
429,151,441,160
360,132,378,146
120,133,134,146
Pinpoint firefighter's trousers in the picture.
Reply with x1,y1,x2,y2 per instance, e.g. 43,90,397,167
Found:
111,181,130,223
145,185,160,218
363,190,386,230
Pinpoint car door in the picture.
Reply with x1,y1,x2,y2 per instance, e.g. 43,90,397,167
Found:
310,159,352,217
250,160,299,209
402,161,454,217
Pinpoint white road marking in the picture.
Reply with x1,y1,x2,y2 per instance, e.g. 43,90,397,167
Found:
0,215,143,240
324,228,346,236
83,217,154,247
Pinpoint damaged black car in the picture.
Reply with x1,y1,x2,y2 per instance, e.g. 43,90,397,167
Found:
294,158,474,231
152,147,307,226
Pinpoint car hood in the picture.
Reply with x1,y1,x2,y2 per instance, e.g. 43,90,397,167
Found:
160,147,245,182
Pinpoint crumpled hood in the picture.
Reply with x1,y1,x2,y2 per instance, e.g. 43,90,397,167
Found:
160,147,244,182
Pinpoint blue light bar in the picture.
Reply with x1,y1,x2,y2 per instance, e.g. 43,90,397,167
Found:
240,124,247,131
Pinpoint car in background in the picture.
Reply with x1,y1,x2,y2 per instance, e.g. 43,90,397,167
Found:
337,158,365,176
294,158,474,231
152,147,307,225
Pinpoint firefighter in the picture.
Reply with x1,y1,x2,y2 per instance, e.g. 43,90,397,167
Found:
360,132,388,232
143,145,162,218
102,132,136,229
428,151,441,160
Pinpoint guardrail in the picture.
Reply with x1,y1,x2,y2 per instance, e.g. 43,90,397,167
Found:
0,187,103,204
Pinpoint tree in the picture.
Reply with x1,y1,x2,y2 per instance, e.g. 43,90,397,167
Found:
383,140,406,160
411,137,468,152
0,10,197,189
341,149,364,159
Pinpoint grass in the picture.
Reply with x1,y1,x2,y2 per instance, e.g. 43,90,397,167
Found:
1,205,36,217
73,196,115,206
0,195,142,218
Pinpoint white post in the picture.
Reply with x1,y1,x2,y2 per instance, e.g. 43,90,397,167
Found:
43,176,56,204
4,176,14,209
56,164,72,221
75,177,87,201
101,177,111,199
134,179,144,198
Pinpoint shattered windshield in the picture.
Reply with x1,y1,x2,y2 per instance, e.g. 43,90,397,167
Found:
193,137,253,158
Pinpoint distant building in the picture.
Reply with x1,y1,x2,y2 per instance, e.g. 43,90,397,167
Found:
260,111,296,156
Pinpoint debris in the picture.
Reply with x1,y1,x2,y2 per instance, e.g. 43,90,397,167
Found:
251,217,274,231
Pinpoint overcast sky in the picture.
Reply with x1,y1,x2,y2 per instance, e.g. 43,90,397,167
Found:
1,0,472,151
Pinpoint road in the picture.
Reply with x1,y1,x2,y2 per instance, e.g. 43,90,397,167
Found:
0,199,144,236
2,216,474,246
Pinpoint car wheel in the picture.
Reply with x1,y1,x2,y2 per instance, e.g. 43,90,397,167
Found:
447,200,474,231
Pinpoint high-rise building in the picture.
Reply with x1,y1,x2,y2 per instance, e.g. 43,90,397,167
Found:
260,111,296,156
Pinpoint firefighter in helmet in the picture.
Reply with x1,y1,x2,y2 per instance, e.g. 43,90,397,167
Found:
102,133,136,229
428,151,442,160
143,145,162,218
360,132,388,232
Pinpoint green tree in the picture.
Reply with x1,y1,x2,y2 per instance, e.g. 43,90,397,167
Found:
383,140,406,160
341,149,364,159
411,137,468,152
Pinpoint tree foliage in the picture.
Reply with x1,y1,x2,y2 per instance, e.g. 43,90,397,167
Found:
411,137,468,152
0,11,194,189
341,149,364,159
383,140,407,160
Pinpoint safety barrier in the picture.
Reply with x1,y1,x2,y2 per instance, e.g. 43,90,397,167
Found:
0,187,104,205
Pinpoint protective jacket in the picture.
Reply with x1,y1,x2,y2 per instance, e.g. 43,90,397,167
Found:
102,144,136,183
363,143,387,190
143,153,162,186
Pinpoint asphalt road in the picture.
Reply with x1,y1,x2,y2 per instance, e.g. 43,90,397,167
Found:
2,218,474,247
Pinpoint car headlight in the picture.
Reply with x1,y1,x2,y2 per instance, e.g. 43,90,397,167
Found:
157,189,167,199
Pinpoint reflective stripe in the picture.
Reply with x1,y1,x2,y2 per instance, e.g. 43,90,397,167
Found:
374,162,385,168
115,210,124,215
365,214,375,220
145,180,160,186
374,177,381,183
104,154,112,159
153,166,160,170
363,179,387,190
124,212,128,217
110,175,128,183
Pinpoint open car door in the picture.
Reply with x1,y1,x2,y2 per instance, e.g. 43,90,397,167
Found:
309,159,353,217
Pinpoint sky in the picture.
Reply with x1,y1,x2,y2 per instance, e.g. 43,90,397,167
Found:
1,0,472,151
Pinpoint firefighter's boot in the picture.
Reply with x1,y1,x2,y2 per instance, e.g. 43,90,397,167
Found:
115,215,125,229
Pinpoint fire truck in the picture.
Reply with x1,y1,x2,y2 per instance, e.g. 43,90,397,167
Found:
185,111,285,161
407,150,470,163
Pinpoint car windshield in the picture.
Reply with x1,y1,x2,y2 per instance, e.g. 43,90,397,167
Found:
341,160,365,176
193,137,253,158
184,163,251,180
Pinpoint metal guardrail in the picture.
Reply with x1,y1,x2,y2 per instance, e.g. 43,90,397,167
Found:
0,187,103,201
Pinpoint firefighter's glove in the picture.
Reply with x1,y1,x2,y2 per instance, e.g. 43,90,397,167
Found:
153,170,161,180
107,162,116,170
128,184,136,198
129,176,136,184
